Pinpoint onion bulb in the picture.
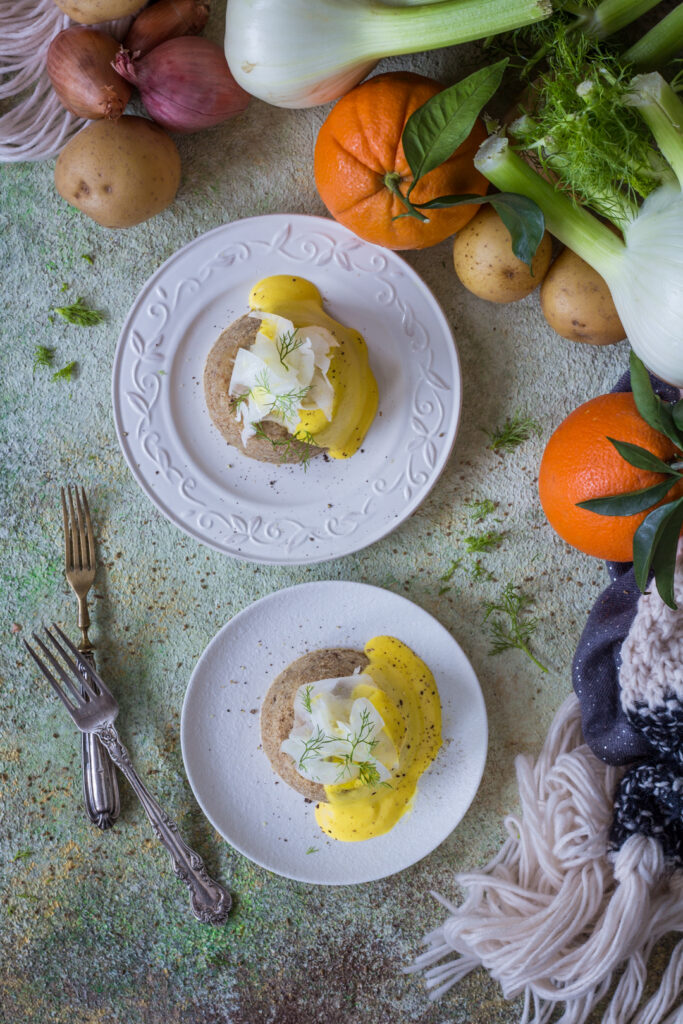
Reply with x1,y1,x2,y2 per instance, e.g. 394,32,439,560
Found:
123,0,210,57
114,37,249,134
47,27,132,121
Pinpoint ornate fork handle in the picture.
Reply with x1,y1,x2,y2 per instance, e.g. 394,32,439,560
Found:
79,651,120,830
96,723,231,925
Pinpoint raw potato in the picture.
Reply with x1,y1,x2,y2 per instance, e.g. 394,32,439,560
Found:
55,116,181,228
452,204,553,303
52,0,143,23
541,247,626,345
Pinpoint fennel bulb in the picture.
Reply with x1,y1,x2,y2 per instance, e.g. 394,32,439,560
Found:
224,0,551,108
476,74,683,387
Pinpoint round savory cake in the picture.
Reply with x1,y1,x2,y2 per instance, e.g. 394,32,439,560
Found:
203,314,321,464
260,647,369,802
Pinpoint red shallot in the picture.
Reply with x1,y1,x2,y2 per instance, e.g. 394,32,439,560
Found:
47,27,132,121
123,0,210,57
113,37,249,134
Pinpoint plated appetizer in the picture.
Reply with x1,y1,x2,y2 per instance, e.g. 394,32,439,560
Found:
260,636,442,842
204,275,378,464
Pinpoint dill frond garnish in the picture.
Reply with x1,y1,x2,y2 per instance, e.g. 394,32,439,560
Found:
33,345,55,375
486,411,541,452
297,726,335,774
464,530,505,554
301,684,314,714
484,582,547,672
52,361,77,382
305,846,319,855
356,761,382,787
268,385,312,420
276,329,304,368
466,498,497,523
252,422,317,468
53,296,105,327
81,253,94,265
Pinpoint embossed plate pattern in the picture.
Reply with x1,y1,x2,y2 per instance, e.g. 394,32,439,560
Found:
112,215,461,564
180,582,488,884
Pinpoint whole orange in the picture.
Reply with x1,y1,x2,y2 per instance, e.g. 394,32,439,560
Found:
539,392,683,562
314,72,488,251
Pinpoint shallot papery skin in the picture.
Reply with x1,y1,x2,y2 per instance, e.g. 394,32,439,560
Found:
48,27,131,120
123,0,210,57
114,37,249,133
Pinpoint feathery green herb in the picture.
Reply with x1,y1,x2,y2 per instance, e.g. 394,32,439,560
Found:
464,530,505,553
485,582,547,672
81,253,94,265
466,498,497,522
297,726,335,774
32,345,55,374
53,296,105,327
306,846,319,855
301,684,314,714
12,850,33,862
52,361,78,383
486,411,541,452
276,329,304,368
252,422,317,468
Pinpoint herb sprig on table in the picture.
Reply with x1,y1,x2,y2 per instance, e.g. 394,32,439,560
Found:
486,411,541,453
53,296,105,327
485,582,547,672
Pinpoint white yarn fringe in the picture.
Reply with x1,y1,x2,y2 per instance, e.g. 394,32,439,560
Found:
408,695,683,1024
0,0,136,163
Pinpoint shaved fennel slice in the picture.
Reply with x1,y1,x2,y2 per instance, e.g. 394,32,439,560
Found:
281,675,398,786
229,314,337,444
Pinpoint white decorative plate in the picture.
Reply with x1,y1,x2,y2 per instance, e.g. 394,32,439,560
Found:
180,582,488,885
112,215,461,564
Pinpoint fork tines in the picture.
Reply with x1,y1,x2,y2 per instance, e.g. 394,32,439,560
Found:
24,624,110,718
61,485,94,573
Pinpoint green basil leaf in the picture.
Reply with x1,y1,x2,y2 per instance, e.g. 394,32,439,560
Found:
650,501,683,608
403,59,508,193
577,478,678,517
607,437,681,476
633,495,683,592
415,191,544,269
629,351,683,448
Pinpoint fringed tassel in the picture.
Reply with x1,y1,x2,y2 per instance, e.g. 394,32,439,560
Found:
407,695,683,1024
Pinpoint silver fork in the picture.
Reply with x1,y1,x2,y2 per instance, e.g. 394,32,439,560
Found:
62,485,120,830
25,624,231,925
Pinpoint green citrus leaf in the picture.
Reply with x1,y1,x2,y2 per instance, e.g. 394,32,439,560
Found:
414,192,544,269
607,437,682,476
403,59,508,192
629,351,683,449
650,503,683,608
633,495,683,592
673,399,683,433
577,478,678,516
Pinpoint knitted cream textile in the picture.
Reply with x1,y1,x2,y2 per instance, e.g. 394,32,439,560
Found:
620,543,683,713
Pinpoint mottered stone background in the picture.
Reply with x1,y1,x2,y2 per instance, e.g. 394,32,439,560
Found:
0,4,676,1021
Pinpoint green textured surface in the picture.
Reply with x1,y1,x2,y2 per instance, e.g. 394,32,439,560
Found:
0,7,677,1023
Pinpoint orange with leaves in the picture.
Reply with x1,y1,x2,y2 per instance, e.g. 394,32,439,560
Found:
539,391,683,563
314,72,488,251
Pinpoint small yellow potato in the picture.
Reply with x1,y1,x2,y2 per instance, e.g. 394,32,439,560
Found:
55,116,181,228
452,205,553,303
52,0,143,24
540,247,626,345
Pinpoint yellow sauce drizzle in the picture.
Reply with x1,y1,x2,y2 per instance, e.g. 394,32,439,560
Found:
248,275,378,459
314,636,442,842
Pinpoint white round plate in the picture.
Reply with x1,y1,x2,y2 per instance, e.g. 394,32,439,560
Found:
180,581,487,885
112,215,461,565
